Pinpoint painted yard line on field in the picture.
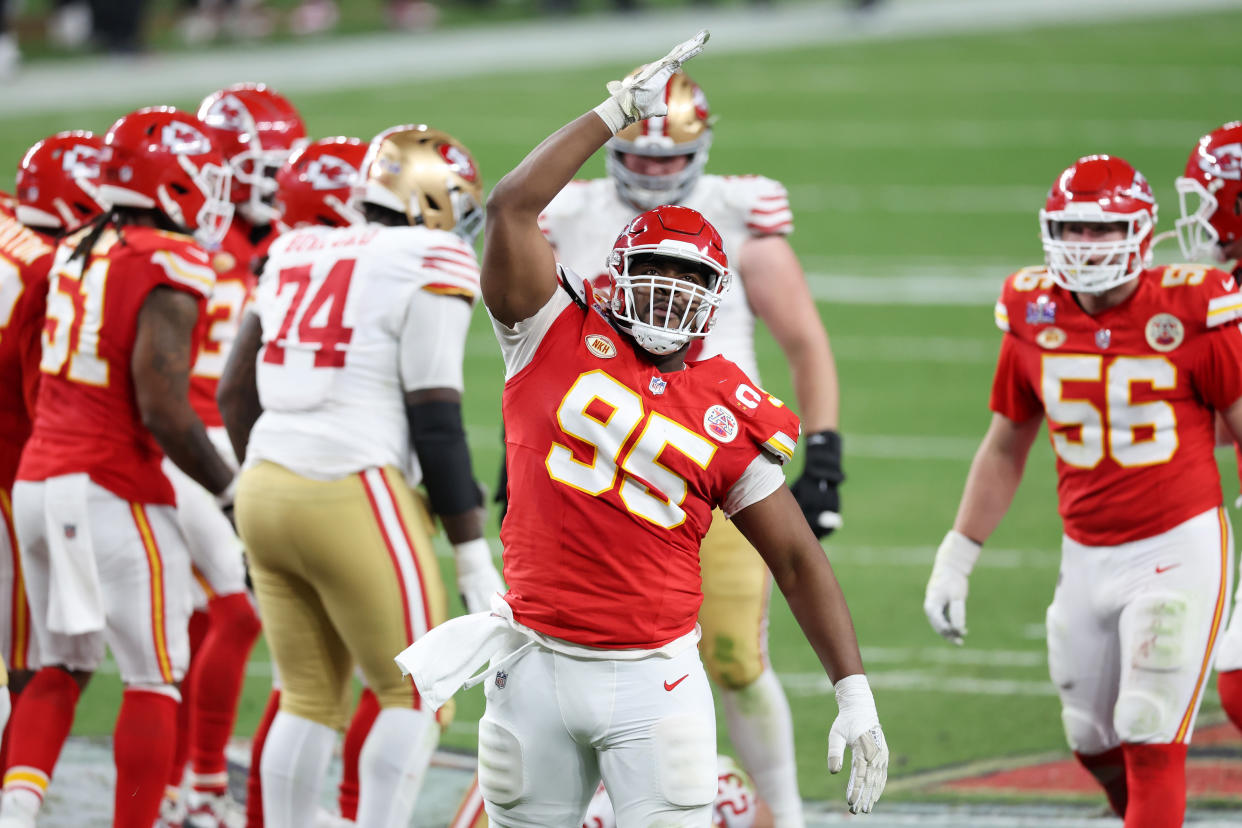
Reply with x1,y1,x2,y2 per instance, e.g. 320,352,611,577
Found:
860,646,1045,667
2,0,1237,116
780,670,1057,697
827,545,1057,569
788,184,1042,215
806,272,1003,306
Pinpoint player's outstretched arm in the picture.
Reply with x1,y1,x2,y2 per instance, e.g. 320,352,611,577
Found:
482,30,709,327
924,411,1041,645
217,311,264,465
133,286,234,497
734,484,887,814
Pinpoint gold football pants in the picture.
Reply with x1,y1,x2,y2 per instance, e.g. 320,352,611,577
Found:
697,509,771,690
237,462,447,729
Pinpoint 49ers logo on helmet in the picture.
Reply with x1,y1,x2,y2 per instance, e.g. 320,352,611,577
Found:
1201,143,1242,181
305,156,356,190
161,122,212,156
438,143,478,183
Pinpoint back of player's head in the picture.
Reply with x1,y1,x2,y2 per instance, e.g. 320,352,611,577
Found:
1176,121,1242,263
16,130,105,234
355,124,484,243
606,204,730,355
197,82,308,227
97,106,234,249
274,136,368,231
605,70,713,211
1039,154,1157,294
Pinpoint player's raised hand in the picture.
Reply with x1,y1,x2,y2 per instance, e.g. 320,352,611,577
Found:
827,674,888,814
923,529,981,645
592,30,710,133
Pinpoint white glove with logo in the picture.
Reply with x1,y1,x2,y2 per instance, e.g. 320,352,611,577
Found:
827,674,888,814
923,529,982,646
592,30,710,133
454,538,505,614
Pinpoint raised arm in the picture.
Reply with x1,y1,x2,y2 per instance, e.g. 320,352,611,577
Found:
133,286,234,496
482,30,710,327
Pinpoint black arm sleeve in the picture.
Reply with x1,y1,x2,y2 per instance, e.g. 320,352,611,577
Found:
407,399,483,516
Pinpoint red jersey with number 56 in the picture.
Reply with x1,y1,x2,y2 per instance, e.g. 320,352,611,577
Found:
0,199,57,490
990,263,1242,546
496,274,801,649
188,221,273,428
18,227,216,505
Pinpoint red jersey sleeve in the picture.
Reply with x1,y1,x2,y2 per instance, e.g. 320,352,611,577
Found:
989,334,1043,422
136,229,217,301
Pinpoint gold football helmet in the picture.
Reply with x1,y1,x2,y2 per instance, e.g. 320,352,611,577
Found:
357,124,484,241
606,70,714,210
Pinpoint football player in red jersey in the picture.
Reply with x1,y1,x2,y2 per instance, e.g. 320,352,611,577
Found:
147,83,307,828
0,107,235,828
1174,120,1242,737
397,32,887,825
0,130,105,763
924,154,1242,828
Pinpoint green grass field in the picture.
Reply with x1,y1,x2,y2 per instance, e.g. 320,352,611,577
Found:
5,4,1241,805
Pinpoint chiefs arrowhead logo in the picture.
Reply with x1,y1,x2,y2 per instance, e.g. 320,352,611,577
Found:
1201,142,1242,181
305,155,359,190
203,95,250,133
161,122,212,156
59,144,101,178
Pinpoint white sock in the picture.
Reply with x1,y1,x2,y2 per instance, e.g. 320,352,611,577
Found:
0,787,42,828
356,707,439,828
721,668,804,828
259,712,337,828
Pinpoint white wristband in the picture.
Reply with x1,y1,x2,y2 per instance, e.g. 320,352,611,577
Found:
833,673,878,716
936,529,982,576
214,476,237,509
591,99,629,134
453,538,494,576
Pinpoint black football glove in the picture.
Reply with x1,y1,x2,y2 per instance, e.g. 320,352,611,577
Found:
790,429,844,539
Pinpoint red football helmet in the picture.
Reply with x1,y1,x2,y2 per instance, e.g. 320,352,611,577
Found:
1039,155,1157,294
1176,121,1242,263
605,70,713,210
606,205,730,355
275,137,367,230
15,130,105,233
197,83,307,226
97,107,234,249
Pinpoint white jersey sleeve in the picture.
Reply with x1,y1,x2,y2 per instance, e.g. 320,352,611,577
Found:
489,266,581,380
399,290,472,392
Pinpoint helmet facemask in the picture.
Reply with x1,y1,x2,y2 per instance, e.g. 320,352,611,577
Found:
1040,207,1154,294
232,142,305,226
1174,176,1225,263
608,248,729,355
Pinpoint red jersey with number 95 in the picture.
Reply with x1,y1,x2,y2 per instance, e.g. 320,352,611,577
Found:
18,227,216,505
496,274,801,649
990,263,1242,546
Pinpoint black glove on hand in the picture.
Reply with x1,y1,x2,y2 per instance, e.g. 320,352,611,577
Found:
790,429,844,539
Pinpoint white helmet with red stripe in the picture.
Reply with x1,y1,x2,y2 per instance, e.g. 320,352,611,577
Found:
605,70,713,210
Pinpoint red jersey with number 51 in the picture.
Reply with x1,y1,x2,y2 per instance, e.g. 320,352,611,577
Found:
0,198,57,490
990,263,1242,546
18,227,216,505
496,276,801,649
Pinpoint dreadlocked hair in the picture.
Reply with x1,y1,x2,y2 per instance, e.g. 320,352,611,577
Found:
68,206,187,264
69,208,117,264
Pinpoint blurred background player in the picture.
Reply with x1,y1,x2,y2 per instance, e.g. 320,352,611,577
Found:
0,130,105,769
1174,119,1242,735
218,123,500,828
400,31,886,825
229,134,379,828
925,154,1242,828
1,106,236,828
152,81,306,828
534,68,841,827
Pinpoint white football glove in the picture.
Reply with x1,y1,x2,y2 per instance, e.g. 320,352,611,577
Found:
827,674,888,814
923,529,981,646
592,30,710,133
453,538,505,614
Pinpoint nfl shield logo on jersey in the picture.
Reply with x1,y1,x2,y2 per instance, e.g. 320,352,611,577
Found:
495,671,507,689
1095,329,1111,349
649,376,667,395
